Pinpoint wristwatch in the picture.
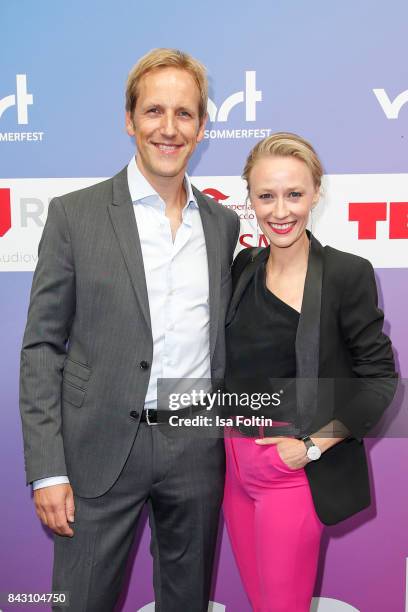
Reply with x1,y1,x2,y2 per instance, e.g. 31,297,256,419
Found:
302,436,321,461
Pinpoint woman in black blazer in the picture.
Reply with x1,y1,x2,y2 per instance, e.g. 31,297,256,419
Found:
222,133,397,612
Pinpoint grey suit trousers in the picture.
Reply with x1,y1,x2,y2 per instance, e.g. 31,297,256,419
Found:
52,423,225,612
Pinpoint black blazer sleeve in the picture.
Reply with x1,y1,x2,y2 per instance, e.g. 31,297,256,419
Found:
335,257,398,440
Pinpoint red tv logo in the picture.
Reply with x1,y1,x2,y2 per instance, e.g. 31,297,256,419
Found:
349,202,408,239
0,188,11,237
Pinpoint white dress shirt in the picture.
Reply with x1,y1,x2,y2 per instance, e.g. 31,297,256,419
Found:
33,158,210,490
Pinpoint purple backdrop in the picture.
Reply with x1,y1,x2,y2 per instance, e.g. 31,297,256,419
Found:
1,1,408,610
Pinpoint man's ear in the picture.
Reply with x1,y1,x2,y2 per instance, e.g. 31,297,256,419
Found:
125,111,135,137
196,112,208,143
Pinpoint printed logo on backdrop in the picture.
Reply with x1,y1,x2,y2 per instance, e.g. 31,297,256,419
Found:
292,175,408,266
205,71,272,141
202,188,255,221
0,178,105,271
0,175,407,271
349,202,408,239
0,188,11,237
373,87,408,119
0,74,44,143
202,186,267,248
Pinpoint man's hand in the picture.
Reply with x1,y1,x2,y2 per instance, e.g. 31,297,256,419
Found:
34,484,75,537
255,436,309,469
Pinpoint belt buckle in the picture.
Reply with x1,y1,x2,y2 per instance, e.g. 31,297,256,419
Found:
146,409,158,426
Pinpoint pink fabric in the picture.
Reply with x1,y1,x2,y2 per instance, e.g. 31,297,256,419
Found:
223,431,323,612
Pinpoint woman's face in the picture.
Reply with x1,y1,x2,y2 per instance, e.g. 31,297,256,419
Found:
249,155,320,249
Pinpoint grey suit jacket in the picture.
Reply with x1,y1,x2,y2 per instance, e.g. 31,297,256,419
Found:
19,167,240,497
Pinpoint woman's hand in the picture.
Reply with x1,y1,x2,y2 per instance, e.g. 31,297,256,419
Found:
255,436,309,469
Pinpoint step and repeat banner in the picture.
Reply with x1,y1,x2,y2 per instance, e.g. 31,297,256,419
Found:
1,1,407,611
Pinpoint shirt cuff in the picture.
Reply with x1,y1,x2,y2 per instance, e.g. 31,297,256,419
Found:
32,476,70,490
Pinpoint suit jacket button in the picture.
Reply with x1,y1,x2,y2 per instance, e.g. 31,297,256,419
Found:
140,360,150,370
129,411,138,419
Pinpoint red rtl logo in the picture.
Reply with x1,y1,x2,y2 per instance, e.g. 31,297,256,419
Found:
0,188,11,237
349,202,408,239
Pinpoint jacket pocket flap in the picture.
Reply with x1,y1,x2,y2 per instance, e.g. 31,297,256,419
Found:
64,358,91,382
62,380,86,408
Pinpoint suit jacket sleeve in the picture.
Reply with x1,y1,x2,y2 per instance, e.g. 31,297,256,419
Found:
335,258,398,440
19,196,75,484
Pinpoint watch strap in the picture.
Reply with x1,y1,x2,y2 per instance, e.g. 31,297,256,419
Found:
302,435,314,450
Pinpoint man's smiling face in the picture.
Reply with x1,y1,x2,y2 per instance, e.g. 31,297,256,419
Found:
126,67,206,183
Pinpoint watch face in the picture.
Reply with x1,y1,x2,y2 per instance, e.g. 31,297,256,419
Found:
307,445,321,461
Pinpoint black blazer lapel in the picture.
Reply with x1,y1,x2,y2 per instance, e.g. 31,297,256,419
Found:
295,232,324,435
108,167,151,331
194,188,221,361
226,247,269,326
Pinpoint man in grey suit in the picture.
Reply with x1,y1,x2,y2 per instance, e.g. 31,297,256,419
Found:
19,48,239,611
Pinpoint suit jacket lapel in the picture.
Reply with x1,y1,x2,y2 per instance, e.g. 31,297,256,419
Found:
193,187,221,361
295,232,324,435
226,247,269,326
108,167,151,331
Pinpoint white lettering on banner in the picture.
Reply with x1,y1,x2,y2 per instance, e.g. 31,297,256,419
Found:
0,131,44,142
0,75,33,125
0,75,46,142
204,128,272,140
373,88,408,119
0,174,407,271
205,72,270,139
208,71,262,123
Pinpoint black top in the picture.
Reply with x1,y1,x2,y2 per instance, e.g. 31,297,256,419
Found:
225,261,299,424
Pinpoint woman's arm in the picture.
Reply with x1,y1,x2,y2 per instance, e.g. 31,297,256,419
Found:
334,257,398,441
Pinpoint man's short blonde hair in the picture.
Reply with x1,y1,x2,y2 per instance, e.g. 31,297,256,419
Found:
243,132,324,189
125,48,208,122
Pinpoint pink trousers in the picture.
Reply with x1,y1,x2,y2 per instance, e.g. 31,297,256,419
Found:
223,431,323,612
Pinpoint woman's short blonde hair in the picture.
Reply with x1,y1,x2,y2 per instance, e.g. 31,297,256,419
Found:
243,132,324,189
125,48,208,123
